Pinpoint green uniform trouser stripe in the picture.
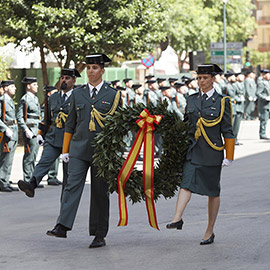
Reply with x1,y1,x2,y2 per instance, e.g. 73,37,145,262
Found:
57,157,109,237
32,142,68,198
259,109,270,136
47,157,60,181
0,140,17,188
23,137,39,182
233,112,243,140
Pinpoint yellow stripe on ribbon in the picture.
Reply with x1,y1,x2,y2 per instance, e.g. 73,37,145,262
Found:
117,109,163,230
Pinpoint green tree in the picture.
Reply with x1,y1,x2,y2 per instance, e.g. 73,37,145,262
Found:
0,36,14,79
0,0,167,84
166,0,256,71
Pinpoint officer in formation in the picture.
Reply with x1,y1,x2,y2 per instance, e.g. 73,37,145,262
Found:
244,71,257,120
256,69,270,139
17,77,42,185
18,68,81,198
46,54,121,249
216,69,270,141
0,80,19,192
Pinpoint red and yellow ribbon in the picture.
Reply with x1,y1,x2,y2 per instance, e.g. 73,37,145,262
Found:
117,109,163,230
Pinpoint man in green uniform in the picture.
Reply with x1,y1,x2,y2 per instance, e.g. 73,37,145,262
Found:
256,69,270,139
143,79,159,106
17,77,42,184
244,71,257,120
46,54,121,248
0,80,19,192
18,68,80,197
123,78,135,107
232,72,246,145
133,84,145,105
173,82,187,119
167,64,235,245
224,71,237,123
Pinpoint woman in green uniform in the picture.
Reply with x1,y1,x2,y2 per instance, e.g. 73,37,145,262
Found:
166,64,235,245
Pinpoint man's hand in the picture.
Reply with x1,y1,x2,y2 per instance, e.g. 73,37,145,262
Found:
37,134,45,146
5,127,13,139
222,158,233,167
62,153,69,163
265,96,270,102
25,128,34,139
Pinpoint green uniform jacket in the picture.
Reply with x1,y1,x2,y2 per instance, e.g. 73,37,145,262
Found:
233,81,245,113
65,83,120,162
256,79,270,111
17,92,41,135
0,94,18,141
185,90,234,166
244,77,257,101
45,91,72,148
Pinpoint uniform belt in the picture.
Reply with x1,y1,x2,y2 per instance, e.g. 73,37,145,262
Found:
27,115,41,120
26,123,36,128
5,120,17,126
50,122,65,128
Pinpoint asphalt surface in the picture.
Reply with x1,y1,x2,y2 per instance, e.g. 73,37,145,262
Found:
1,120,270,270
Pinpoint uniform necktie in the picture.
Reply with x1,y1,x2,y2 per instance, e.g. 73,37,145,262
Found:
62,93,67,104
92,88,97,99
201,93,207,107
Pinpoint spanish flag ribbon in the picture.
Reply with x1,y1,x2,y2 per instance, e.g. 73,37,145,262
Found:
117,109,163,230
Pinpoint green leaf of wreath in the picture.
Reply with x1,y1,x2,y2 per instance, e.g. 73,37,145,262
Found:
93,101,190,204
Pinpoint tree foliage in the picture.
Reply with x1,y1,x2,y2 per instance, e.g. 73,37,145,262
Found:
166,0,256,69
0,36,13,79
0,0,167,70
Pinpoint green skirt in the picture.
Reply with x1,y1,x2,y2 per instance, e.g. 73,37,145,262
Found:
180,160,222,197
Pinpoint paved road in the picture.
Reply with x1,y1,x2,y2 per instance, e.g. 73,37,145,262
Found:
1,120,270,270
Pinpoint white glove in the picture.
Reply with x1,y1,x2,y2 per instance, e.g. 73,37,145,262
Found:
240,95,245,102
25,128,34,139
5,127,13,139
249,96,253,101
265,96,270,101
62,153,69,163
37,134,45,146
222,158,233,167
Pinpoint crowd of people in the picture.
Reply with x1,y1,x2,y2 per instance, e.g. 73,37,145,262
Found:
0,56,269,247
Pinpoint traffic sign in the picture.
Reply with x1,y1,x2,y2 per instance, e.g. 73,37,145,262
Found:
210,56,242,64
210,42,243,50
141,54,155,68
210,50,242,56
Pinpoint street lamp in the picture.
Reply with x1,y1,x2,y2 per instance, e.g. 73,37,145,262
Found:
222,0,228,73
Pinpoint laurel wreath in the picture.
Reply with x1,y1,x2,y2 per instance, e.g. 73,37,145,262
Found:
93,101,190,204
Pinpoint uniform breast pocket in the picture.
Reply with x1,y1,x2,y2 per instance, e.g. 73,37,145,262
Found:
76,104,85,121
186,107,195,115
98,102,111,113
50,104,57,118
205,110,219,120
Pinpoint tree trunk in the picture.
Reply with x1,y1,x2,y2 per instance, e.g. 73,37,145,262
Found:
39,44,49,85
177,53,182,73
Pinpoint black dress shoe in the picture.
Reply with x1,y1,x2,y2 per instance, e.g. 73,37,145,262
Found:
89,236,106,248
200,233,215,245
166,219,184,230
46,224,67,238
0,186,13,192
18,180,35,198
9,186,19,191
47,179,62,186
37,184,44,188
260,136,270,140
